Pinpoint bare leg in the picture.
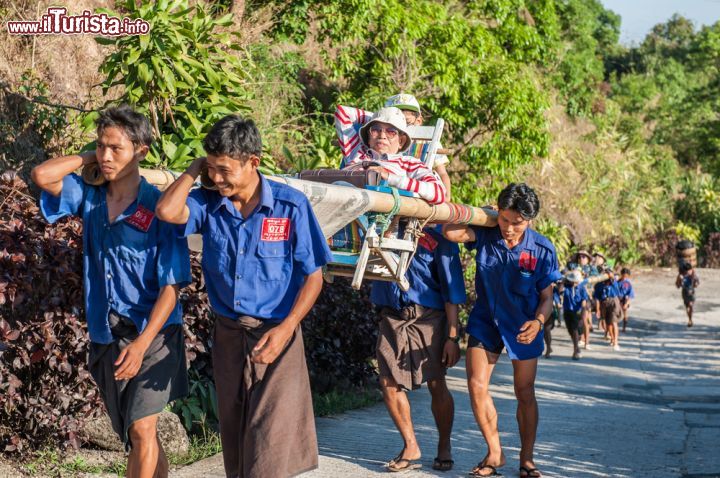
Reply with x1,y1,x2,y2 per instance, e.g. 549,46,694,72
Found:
380,376,421,463
581,309,591,348
127,414,166,478
565,318,580,358
153,438,169,478
543,326,552,358
513,358,540,474
466,348,505,475
427,378,454,462
622,305,629,332
687,302,694,326
127,446,136,478
610,323,620,347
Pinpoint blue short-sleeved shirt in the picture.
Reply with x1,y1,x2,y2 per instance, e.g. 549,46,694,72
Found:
40,173,192,344
581,264,598,278
466,226,562,360
183,173,333,321
594,280,621,301
563,284,589,312
552,288,562,306
618,279,635,299
370,225,466,310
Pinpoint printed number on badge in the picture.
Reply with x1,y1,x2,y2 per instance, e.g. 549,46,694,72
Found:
261,218,291,241
125,205,154,232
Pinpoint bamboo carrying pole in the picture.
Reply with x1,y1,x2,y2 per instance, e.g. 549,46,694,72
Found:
267,176,498,231
585,273,609,286
138,168,177,189
125,166,497,238
82,164,178,189
136,167,497,227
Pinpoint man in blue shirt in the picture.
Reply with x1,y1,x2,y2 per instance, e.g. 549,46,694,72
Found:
593,268,623,351
570,250,596,337
618,267,635,333
676,261,700,327
562,270,590,360
543,279,563,359
31,106,191,478
372,225,465,472
156,115,332,478
444,183,561,478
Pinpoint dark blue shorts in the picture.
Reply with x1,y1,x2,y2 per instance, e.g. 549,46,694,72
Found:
467,316,543,360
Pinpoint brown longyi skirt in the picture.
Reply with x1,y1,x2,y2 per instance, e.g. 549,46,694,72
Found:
212,314,318,478
376,304,447,391
601,297,623,324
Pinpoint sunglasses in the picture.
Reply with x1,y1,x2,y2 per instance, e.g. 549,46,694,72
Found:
369,125,400,139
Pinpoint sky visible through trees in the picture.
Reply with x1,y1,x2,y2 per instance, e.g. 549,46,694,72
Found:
601,0,720,44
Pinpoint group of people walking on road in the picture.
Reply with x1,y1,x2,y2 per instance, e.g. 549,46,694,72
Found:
543,251,636,361
544,247,703,364
334,94,560,477
35,93,704,478
32,96,564,478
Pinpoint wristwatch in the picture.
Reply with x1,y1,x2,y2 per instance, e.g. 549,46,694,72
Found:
447,335,461,344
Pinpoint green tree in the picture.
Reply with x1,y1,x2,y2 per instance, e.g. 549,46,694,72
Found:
552,0,620,116
256,0,554,204
92,0,278,172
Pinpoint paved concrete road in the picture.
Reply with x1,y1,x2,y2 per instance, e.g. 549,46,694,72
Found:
175,268,720,478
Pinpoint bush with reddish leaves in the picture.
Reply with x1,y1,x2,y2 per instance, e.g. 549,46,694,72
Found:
0,171,102,453
702,233,720,269
642,229,681,267
301,279,378,393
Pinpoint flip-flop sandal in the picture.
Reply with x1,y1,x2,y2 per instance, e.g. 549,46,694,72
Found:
386,458,422,472
469,463,502,476
519,466,542,477
432,457,454,471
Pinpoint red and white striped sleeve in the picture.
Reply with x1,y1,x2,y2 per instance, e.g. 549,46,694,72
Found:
334,105,373,167
386,157,447,204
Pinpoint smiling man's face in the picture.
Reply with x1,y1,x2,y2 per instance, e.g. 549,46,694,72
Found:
205,153,260,198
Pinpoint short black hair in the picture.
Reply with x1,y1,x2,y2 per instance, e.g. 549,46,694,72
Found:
401,109,420,120
96,105,153,147
621,267,631,275
680,261,693,273
497,183,540,220
203,114,262,160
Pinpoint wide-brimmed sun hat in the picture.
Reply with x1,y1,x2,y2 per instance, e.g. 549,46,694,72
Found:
359,107,412,153
565,270,584,284
576,250,592,260
593,252,606,261
384,93,421,113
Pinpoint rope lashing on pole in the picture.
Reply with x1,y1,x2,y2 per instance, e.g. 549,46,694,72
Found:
445,202,475,224
370,187,402,237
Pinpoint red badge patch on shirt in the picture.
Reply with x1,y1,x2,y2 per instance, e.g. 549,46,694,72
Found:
125,205,154,232
519,251,538,272
261,218,291,241
418,233,438,252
